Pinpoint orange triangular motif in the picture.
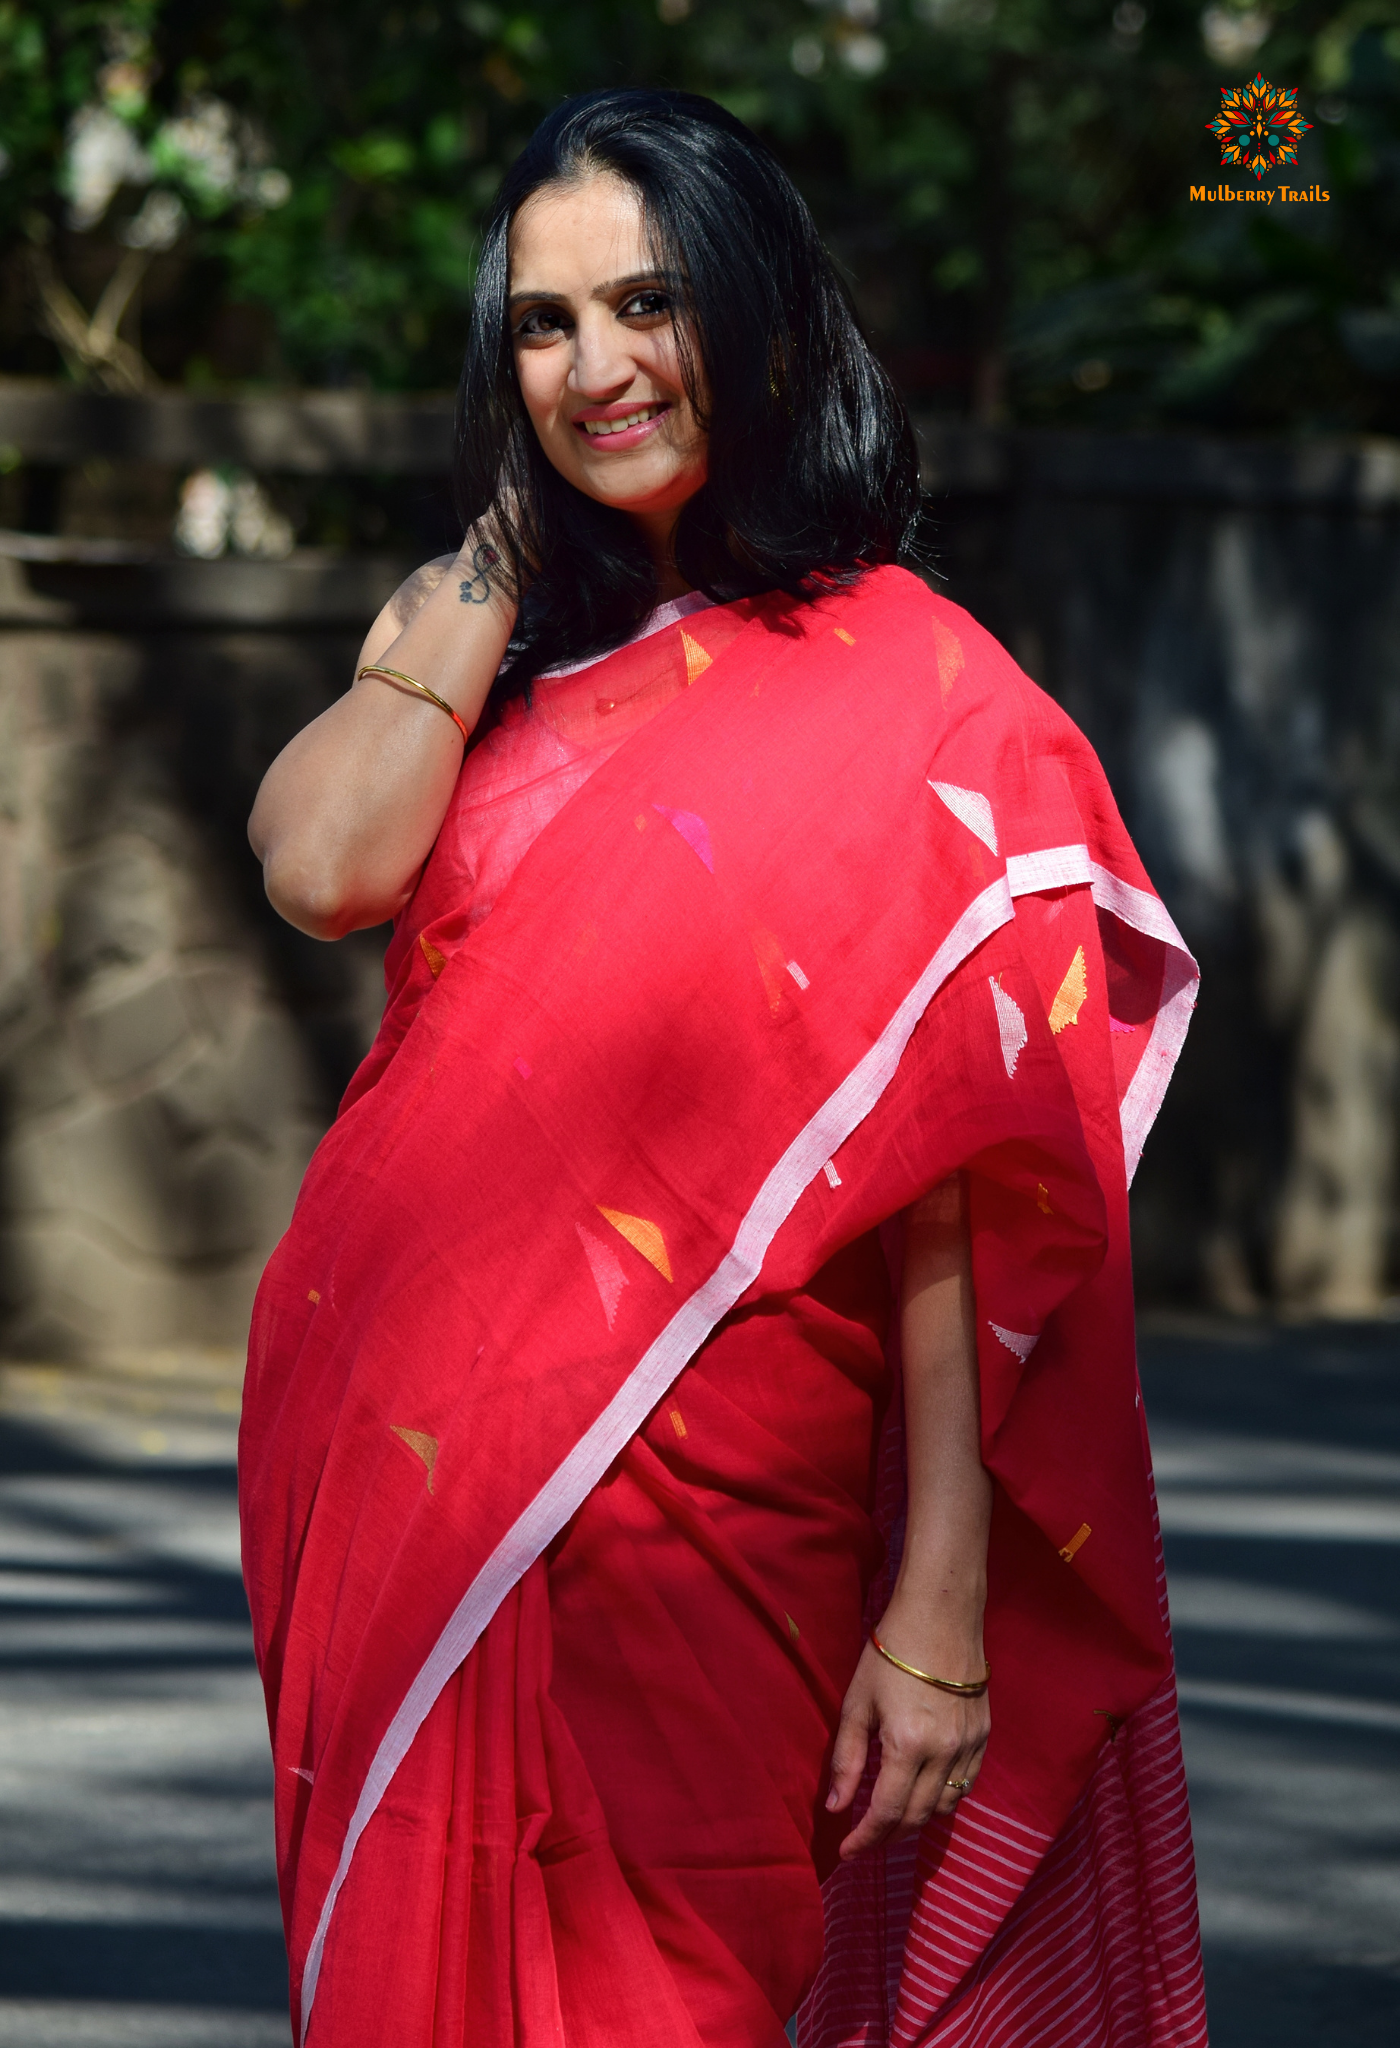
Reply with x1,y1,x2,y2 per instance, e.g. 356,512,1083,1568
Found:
419,933,447,978
679,628,712,684
1048,946,1088,1034
597,1207,673,1282
390,1425,439,1492
932,618,965,703
749,928,789,1015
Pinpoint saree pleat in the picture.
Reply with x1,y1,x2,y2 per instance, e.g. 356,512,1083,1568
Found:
305,1243,893,2048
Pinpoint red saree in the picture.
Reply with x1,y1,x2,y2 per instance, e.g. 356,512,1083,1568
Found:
240,566,1208,2047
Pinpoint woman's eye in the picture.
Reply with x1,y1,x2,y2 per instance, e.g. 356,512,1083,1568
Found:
515,307,570,341
620,290,670,320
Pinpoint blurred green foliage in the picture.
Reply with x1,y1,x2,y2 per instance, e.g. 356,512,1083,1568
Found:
2,0,1398,428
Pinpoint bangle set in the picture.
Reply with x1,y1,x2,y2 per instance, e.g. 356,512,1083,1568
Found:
356,664,471,747
869,1629,990,1697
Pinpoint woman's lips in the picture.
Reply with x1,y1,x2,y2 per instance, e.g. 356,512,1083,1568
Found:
572,402,672,449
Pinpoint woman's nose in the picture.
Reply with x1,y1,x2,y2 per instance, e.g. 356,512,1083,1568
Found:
568,313,634,398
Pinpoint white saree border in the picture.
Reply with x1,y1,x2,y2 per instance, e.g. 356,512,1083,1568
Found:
299,851,1196,2035
1005,845,1199,1187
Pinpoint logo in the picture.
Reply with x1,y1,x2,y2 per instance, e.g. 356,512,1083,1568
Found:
1206,72,1311,180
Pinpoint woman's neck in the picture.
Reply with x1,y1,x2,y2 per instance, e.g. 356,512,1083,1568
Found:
629,506,693,603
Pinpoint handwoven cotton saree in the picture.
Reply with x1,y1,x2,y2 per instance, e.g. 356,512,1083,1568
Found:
240,565,1208,2048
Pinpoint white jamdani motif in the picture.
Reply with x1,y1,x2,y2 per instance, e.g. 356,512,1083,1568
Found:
575,1221,628,1329
988,977,1028,1078
989,1321,1040,1361
929,780,998,855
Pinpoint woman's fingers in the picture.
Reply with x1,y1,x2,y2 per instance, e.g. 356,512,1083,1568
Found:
838,1707,959,1858
837,1744,923,1858
932,1747,982,1818
840,1743,979,1859
834,1650,991,1858
825,1694,873,1816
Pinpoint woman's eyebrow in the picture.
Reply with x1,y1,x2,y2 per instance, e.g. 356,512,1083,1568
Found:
591,270,670,297
506,271,670,309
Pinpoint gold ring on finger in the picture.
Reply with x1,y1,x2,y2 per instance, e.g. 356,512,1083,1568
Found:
946,1778,972,1793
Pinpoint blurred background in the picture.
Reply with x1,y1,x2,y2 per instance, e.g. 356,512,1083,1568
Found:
0,3,1397,2045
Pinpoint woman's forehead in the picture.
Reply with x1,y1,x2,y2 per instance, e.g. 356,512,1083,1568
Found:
508,174,650,292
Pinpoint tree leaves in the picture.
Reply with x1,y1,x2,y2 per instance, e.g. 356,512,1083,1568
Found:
2,0,1398,429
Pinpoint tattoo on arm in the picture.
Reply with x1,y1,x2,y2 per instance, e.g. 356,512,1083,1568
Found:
458,544,499,606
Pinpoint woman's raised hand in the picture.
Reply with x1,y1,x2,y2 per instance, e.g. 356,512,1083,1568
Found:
248,519,519,941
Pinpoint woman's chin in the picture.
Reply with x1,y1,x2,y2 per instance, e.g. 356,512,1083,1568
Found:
568,462,708,524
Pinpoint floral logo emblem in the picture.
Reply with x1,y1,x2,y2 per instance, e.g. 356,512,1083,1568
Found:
1207,74,1312,180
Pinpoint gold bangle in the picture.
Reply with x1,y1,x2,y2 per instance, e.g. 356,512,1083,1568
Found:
356,664,470,747
869,1630,990,1697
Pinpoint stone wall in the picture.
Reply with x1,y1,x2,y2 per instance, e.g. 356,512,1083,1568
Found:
923,443,1400,1314
1,388,1397,1355
0,553,394,1358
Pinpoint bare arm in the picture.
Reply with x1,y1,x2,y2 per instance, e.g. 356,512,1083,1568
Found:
827,1175,992,1857
248,537,517,940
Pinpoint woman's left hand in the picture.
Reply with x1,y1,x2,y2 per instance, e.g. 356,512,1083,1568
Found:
826,1620,991,1859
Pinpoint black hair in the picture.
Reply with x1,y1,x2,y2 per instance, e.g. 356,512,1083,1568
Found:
454,86,922,694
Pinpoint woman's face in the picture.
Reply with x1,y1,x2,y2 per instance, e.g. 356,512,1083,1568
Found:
508,173,708,549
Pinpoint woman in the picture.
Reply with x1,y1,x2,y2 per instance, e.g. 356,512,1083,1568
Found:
242,89,1207,2048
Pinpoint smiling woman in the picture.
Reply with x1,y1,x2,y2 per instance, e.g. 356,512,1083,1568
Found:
505,177,712,583
454,89,919,693
241,87,1207,2048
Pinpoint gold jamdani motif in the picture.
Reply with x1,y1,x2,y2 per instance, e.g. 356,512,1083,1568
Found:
1048,946,1088,1034
419,933,447,978
391,1425,439,1492
932,618,965,702
1058,1522,1092,1563
679,629,713,684
749,928,789,1015
668,1407,688,1439
597,1207,674,1282
833,627,856,646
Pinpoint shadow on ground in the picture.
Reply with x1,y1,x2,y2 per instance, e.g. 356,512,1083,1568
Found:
0,1321,1396,2044
0,1406,289,2047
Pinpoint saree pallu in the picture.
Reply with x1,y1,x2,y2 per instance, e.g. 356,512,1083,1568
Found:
239,566,1209,2047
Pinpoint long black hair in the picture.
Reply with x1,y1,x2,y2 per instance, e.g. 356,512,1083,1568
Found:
454,87,922,693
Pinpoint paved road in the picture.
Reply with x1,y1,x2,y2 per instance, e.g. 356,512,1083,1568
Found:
0,1322,1395,2045
1141,1316,1400,2048
0,1353,288,2047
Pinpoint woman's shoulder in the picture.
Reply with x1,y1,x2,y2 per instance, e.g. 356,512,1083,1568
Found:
838,565,1094,768
836,566,1032,701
